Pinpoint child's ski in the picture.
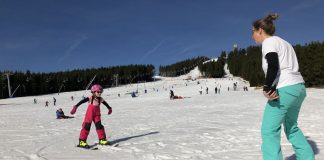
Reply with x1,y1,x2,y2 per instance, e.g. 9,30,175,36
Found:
76,143,119,150
97,143,121,151
76,144,99,150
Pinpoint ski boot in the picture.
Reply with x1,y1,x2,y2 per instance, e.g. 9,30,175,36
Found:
99,139,110,145
77,140,90,148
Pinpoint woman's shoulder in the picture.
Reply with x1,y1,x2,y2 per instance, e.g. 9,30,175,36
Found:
267,36,290,44
264,36,280,43
263,36,286,49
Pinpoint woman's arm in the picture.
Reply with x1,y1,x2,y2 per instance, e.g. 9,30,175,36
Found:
263,52,279,93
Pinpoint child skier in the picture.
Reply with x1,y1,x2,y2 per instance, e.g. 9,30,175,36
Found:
70,84,113,148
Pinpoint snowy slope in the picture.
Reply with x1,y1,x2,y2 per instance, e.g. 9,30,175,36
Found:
0,68,323,160
177,66,202,80
223,63,233,78
203,58,218,64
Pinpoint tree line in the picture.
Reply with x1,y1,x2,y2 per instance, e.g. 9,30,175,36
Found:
0,64,155,99
227,41,324,87
159,56,209,77
198,52,227,78
1,41,323,99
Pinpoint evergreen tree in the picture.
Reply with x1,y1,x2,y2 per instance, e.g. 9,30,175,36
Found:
159,56,209,77
0,64,155,99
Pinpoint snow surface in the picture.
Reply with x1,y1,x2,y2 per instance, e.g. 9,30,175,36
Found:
178,66,202,80
0,68,323,160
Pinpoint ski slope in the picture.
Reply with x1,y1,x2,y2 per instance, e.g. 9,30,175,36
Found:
0,66,323,160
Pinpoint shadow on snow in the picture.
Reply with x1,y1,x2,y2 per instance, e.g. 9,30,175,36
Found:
285,136,319,160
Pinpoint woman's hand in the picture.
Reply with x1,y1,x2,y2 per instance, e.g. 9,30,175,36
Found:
263,90,279,101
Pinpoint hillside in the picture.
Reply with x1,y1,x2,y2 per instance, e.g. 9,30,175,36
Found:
0,67,322,160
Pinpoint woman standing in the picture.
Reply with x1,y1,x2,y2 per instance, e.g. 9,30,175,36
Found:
252,13,314,160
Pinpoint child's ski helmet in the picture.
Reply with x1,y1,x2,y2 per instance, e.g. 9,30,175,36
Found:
91,84,103,93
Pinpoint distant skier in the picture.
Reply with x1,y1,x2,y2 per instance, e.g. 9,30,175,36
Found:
131,92,137,98
170,90,183,99
215,87,218,94
233,82,237,91
45,101,49,107
33,98,37,104
71,96,74,101
56,108,74,119
170,90,174,99
53,97,56,106
206,87,209,94
70,84,113,148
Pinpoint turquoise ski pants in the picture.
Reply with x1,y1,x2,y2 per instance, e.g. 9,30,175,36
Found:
261,83,314,160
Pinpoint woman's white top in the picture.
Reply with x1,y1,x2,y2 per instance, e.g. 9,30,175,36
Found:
262,36,304,89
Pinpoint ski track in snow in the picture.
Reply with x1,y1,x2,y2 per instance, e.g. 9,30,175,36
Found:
0,68,323,160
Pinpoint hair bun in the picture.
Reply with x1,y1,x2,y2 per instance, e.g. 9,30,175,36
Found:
265,13,279,22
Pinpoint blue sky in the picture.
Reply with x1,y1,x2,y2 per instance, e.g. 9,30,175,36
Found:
1,0,324,73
